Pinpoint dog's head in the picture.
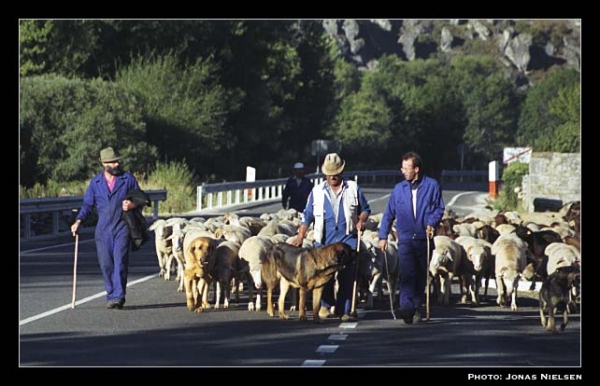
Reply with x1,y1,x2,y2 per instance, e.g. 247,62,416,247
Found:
328,242,358,266
187,236,217,274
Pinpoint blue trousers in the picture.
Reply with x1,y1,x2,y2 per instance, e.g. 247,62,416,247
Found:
397,239,432,311
320,263,356,316
95,231,130,302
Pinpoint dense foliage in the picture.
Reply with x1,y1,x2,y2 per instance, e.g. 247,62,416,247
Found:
20,19,580,206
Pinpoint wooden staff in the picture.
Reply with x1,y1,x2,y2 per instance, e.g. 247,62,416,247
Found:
71,233,79,309
426,232,431,321
350,230,361,315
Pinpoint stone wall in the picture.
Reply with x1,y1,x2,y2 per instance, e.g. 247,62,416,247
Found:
521,152,581,212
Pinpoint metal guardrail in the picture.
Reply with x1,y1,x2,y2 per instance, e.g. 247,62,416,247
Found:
19,190,167,240
196,169,489,212
196,170,404,211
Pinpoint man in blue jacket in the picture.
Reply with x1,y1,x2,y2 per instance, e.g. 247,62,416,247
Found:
378,151,445,324
71,147,141,310
282,162,313,213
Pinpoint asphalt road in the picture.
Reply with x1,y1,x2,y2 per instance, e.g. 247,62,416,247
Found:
18,189,582,376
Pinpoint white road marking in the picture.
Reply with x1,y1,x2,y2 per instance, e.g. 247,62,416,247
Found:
316,345,339,353
19,274,158,326
327,333,348,341
302,359,326,366
20,239,94,254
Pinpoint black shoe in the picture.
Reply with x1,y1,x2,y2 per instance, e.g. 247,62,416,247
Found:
397,307,415,320
107,298,125,310
107,301,119,309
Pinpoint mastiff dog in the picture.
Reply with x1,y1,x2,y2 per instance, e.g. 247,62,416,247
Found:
262,242,357,323
539,265,580,333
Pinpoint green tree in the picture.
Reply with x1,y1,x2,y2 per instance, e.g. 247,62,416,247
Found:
115,52,233,179
517,67,580,151
20,74,156,186
548,82,580,152
19,20,54,77
449,55,521,162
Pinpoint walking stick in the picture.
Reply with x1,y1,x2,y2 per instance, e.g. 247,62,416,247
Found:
350,230,361,316
426,231,431,321
382,243,397,320
71,233,79,309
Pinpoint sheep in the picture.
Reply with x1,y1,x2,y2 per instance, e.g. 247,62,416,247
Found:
213,240,242,310
455,236,494,305
238,235,275,312
452,223,478,238
214,224,252,244
544,242,581,276
357,238,399,309
515,227,562,286
494,223,517,236
428,236,464,306
148,219,173,279
491,234,528,311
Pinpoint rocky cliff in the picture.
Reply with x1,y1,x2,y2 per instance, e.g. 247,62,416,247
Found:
323,19,580,88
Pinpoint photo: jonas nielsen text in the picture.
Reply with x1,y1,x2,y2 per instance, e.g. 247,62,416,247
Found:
467,373,582,381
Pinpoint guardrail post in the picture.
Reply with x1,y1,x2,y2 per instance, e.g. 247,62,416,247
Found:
197,185,203,212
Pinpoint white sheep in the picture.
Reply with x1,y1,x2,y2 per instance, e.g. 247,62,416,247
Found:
455,236,494,305
238,235,275,312
429,236,464,305
545,242,581,276
148,219,173,278
491,234,528,311
495,223,517,236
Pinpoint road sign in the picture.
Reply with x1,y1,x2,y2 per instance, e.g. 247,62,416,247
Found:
503,147,532,164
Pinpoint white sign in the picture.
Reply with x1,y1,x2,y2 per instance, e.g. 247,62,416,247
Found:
503,147,532,164
246,166,256,182
489,161,500,181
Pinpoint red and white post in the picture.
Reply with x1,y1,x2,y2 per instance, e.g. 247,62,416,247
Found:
488,161,500,199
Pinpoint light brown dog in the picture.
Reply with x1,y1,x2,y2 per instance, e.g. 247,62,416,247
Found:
183,234,218,312
261,242,357,323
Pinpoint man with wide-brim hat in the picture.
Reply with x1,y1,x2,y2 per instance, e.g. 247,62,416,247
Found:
71,146,142,310
321,152,345,175
292,152,371,322
100,147,122,163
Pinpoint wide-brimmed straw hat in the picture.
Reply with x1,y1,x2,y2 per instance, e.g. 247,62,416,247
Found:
100,147,121,163
321,153,345,175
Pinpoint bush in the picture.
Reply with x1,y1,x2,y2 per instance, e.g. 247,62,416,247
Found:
492,162,529,211
20,74,158,187
144,160,198,215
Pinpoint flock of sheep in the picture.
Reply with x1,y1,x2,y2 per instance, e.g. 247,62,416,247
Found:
146,202,581,333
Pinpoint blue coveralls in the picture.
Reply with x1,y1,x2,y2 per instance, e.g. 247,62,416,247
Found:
378,176,445,312
301,180,371,316
75,171,140,303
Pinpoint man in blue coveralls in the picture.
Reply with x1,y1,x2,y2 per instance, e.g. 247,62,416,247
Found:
71,147,141,309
